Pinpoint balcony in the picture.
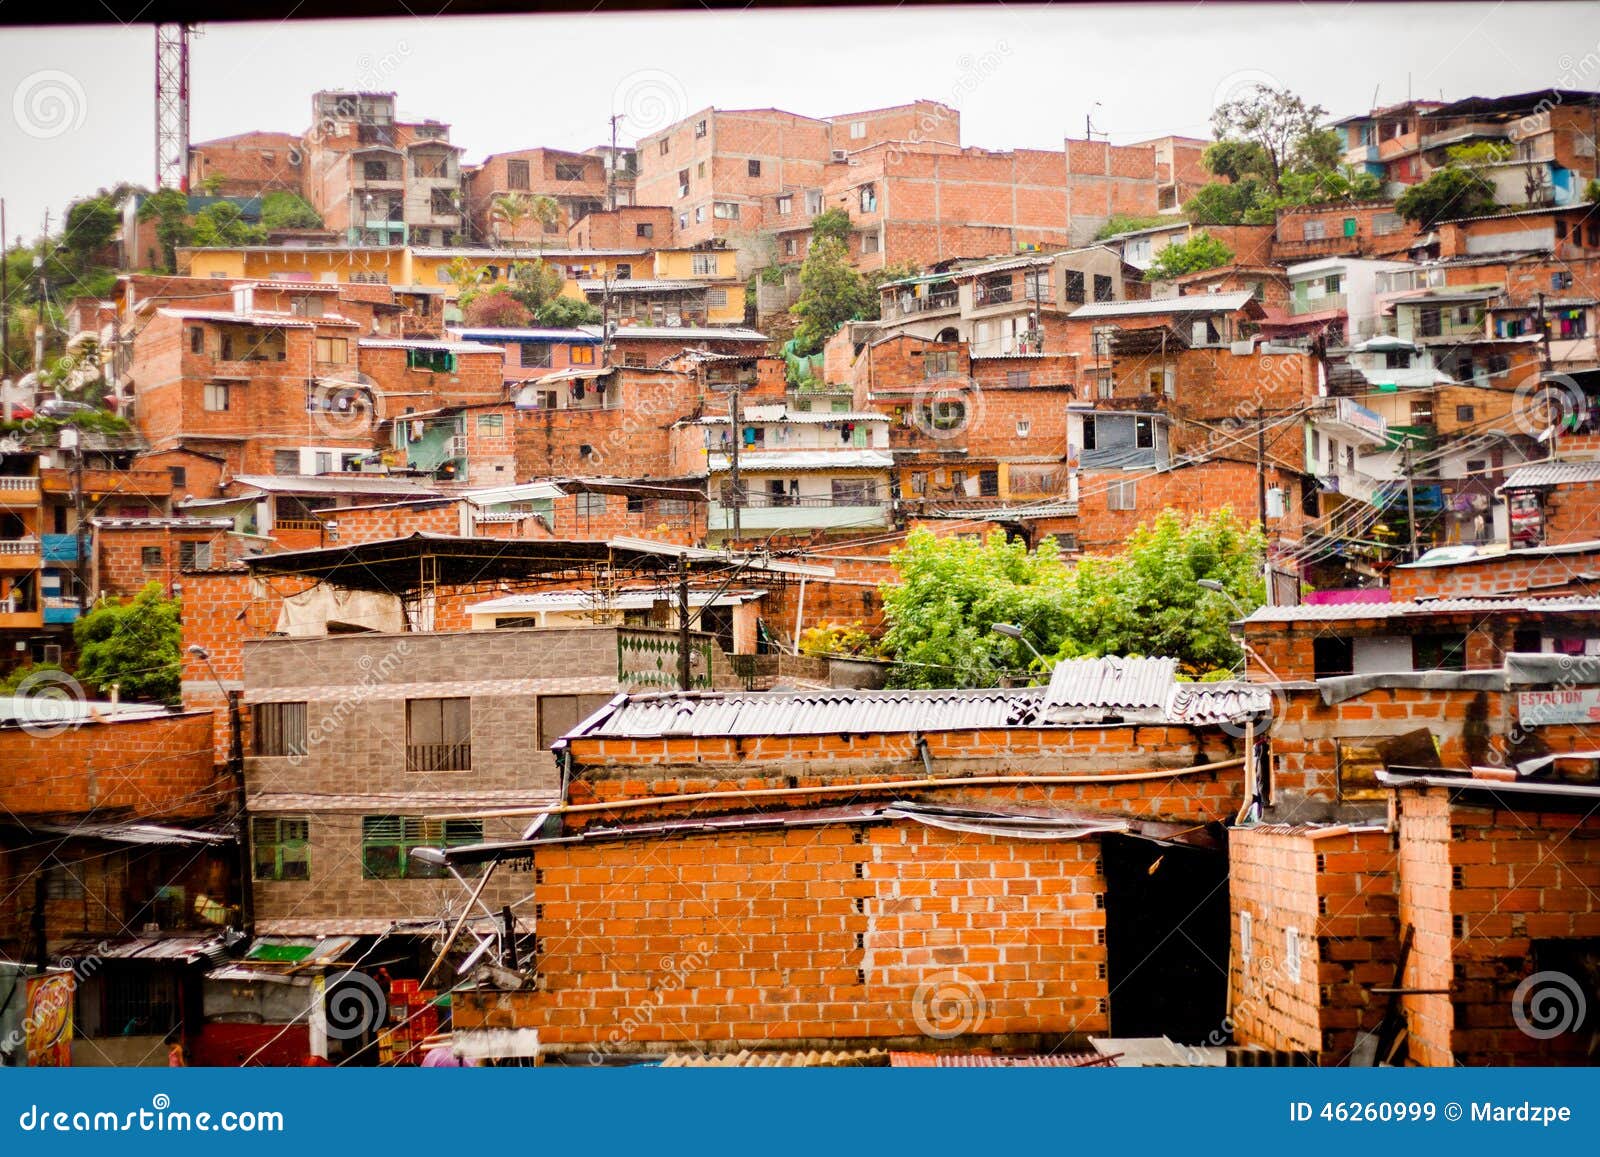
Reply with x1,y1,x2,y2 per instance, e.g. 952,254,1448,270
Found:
882,289,960,320
41,467,172,498
1291,292,1349,316
0,476,40,506
406,742,472,774
710,495,889,533
40,534,79,563
974,282,1016,308
0,610,43,630
0,538,40,569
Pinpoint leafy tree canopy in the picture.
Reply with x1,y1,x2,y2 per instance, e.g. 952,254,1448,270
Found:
504,259,564,313
810,208,853,246
1395,166,1497,226
73,582,182,702
1144,232,1234,282
260,191,323,230
860,262,922,321
1211,84,1328,194
790,235,868,355
462,287,533,328
190,201,267,248
536,295,603,327
880,510,1265,688
1094,214,1171,241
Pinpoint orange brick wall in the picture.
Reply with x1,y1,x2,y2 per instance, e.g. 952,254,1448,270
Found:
1397,787,1600,1066
95,524,235,598
455,822,1108,1051
1230,826,1397,1062
1390,547,1600,600
0,711,220,819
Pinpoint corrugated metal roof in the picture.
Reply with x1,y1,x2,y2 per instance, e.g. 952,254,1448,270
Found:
947,253,1057,279
687,405,888,425
575,687,1048,739
1045,657,1177,712
1068,292,1258,319
23,821,231,846
1245,595,1600,624
889,1051,1116,1067
232,473,441,497
1501,461,1600,490
1167,681,1276,725
466,589,764,615
55,935,226,963
660,1048,888,1067
577,278,706,292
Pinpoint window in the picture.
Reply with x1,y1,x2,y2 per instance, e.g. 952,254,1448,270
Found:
1419,307,1442,337
1092,326,1117,358
1022,270,1049,299
1383,349,1412,369
1373,212,1402,236
255,702,307,756
1312,636,1354,679
576,492,607,516
1303,218,1327,240
910,471,928,496
849,120,866,139
407,348,455,373
251,817,310,881
1064,270,1085,303
694,119,707,138
554,162,585,182
859,184,877,213
636,222,654,239
43,866,84,900
784,238,798,256
141,546,162,567
1096,374,1114,399
538,694,615,749
315,336,348,364
678,213,687,230
614,263,632,280
694,206,705,223
520,341,552,368
1325,275,1342,296
203,382,230,411
477,414,504,434
692,254,720,276
363,159,389,182
626,494,647,514
506,159,529,190
168,466,187,487
1007,370,1031,388
1134,416,1155,448
1080,415,1097,450
747,159,762,177
361,816,483,879
1486,352,1511,377
696,161,707,180
1343,217,1357,237
1093,274,1114,302
178,540,213,570
1554,271,1574,290
659,138,671,155
978,469,1000,498
924,399,966,431
776,195,792,215
924,351,957,377
1410,399,1434,426
861,231,881,254
569,345,596,366
713,202,740,220
431,188,457,215
406,697,471,773
707,288,728,308
1107,479,1137,510
1413,633,1468,672
805,191,823,216
188,327,204,355
831,478,877,506
1456,404,1475,423
273,450,299,475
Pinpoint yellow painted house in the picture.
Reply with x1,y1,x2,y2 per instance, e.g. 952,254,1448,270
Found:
177,243,746,325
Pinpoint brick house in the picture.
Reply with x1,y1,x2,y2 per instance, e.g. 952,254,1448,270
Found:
443,657,1268,1059
463,147,611,244
187,131,305,198
566,207,673,251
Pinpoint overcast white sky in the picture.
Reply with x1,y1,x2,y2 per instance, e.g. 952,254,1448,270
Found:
2,2,1598,239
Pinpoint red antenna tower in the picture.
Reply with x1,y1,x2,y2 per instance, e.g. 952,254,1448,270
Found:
155,24,194,190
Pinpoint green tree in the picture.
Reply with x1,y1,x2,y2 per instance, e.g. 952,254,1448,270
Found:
62,196,119,264
1211,84,1328,195
492,192,533,244
190,201,267,247
861,261,921,321
443,256,487,305
1145,232,1235,282
790,235,868,355
73,582,182,702
880,510,1265,688
462,287,533,328
136,188,192,271
1184,179,1272,225
1583,178,1600,204
536,295,602,327
260,191,323,230
505,258,564,314
810,207,853,246
1396,166,1497,226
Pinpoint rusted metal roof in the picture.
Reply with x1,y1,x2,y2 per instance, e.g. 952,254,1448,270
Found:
660,1048,887,1067
890,1051,1116,1067
56,935,227,963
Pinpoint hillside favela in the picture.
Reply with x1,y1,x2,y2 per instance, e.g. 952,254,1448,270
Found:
7,3,1600,1076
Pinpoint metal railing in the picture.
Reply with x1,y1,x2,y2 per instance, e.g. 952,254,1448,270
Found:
974,282,1015,306
407,742,472,773
721,491,884,509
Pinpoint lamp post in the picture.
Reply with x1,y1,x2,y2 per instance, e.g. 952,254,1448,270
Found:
990,622,1045,664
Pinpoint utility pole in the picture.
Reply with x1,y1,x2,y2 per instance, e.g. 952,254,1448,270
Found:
68,428,87,609
1403,437,1419,561
729,381,742,542
676,552,692,692
1536,290,1553,373
607,114,623,212
1256,403,1267,533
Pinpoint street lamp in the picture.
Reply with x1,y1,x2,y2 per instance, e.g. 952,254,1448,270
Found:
990,622,1045,664
1196,579,1248,618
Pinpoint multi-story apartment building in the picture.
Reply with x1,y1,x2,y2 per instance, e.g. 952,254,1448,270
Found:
463,147,615,244
300,91,466,247
187,131,306,197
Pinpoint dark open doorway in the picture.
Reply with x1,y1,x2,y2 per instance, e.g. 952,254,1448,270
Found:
1102,834,1230,1042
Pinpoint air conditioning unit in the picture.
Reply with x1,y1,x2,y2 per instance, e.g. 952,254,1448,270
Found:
831,150,847,162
